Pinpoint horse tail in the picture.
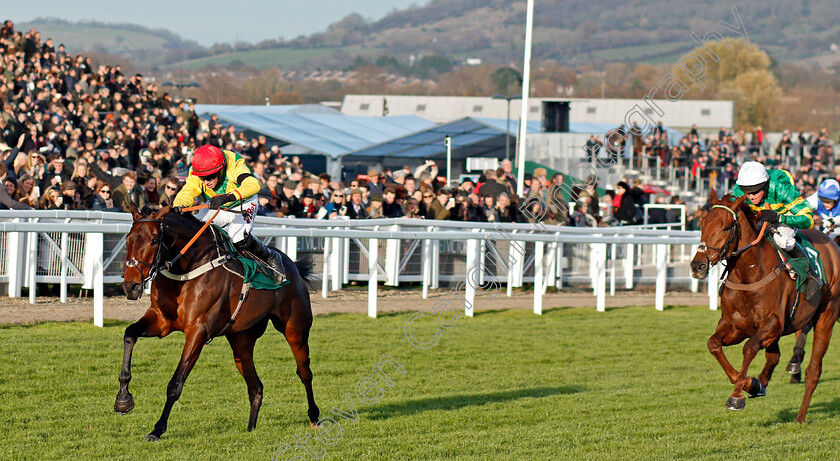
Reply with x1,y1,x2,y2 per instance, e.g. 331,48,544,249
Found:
294,254,316,287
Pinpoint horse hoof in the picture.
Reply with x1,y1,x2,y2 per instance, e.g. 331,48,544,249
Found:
309,422,319,428
747,378,766,398
145,434,160,442
786,362,801,375
790,372,802,384
114,395,135,414
726,396,746,411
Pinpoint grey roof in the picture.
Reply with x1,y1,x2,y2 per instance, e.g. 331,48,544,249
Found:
194,105,436,158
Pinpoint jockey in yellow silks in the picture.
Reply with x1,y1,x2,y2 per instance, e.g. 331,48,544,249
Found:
173,144,285,284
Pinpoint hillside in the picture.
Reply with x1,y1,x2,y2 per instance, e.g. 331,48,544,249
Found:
20,1,840,71
18,18,204,68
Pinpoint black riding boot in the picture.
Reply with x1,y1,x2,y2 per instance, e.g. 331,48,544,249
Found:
235,234,286,285
788,243,822,300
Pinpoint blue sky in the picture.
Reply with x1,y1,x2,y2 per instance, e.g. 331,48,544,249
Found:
5,0,427,46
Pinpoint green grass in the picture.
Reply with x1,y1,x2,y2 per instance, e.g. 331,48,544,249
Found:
590,42,694,63
2,305,840,460
178,47,373,70
20,22,170,53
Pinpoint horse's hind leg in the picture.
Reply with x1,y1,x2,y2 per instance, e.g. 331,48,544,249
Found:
228,319,268,432
146,325,208,441
787,322,812,383
753,340,780,395
278,320,320,426
115,308,169,414
796,311,838,423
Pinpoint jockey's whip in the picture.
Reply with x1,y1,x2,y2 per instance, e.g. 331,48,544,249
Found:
167,207,221,269
179,204,208,212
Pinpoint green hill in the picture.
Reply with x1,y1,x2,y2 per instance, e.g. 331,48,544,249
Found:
18,1,840,71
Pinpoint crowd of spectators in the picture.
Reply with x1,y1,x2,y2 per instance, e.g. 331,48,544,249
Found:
2,20,834,230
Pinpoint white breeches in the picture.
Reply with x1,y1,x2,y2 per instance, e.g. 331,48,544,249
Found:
772,225,796,251
195,195,258,243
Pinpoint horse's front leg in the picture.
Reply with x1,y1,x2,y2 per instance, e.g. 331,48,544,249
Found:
707,318,747,384
146,325,208,441
726,315,782,411
753,340,780,394
115,308,169,414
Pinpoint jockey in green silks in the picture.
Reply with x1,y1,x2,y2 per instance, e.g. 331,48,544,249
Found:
732,161,821,299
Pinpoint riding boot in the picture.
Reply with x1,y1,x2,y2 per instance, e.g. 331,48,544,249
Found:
788,243,822,300
235,234,286,285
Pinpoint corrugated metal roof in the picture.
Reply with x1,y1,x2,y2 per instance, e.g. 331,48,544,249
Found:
193,105,436,158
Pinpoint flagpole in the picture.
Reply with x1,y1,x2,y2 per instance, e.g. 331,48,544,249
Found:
515,0,535,193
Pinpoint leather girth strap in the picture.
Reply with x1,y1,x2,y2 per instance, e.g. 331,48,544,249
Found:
721,266,782,292
207,282,251,344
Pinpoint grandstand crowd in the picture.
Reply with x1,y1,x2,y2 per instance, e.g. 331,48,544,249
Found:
0,20,835,230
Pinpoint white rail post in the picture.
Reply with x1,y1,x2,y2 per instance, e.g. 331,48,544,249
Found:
384,224,400,286
555,242,564,289
421,225,433,299
27,230,37,304
368,227,379,318
589,242,597,296
624,235,636,290
7,219,23,297
709,263,720,310
465,232,479,317
60,231,69,303
89,231,104,327
595,242,606,312
321,235,330,299
284,222,297,262
655,243,668,311
330,232,343,291
431,230,440,289
512,231,524,288
545,241,556,291
534,240,545,315
609,242,617,296
689,244,700,293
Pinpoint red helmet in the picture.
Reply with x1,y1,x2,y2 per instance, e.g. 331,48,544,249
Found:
192,145,225,177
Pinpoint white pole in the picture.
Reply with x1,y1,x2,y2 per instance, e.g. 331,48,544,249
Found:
90,232,104,327
321,235,330,299
515,0,535,193
595,243,606,312
60,232,69,303
533,241,544,315
655,243,667,311
368,228,379,318
445,136,452,187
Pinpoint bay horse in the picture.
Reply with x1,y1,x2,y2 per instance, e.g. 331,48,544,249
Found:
114,204,320,440
689,190,840,423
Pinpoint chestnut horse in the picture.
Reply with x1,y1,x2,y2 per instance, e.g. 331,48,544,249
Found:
114,205,320,440
690,190,840,422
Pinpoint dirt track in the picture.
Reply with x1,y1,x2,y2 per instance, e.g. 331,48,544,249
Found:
0,287,710,324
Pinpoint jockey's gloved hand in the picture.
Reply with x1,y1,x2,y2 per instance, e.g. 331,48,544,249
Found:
209,193,236,210
170,206,183,214
758,209,780,226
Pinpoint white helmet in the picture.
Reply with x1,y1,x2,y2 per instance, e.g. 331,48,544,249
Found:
736,161,769,192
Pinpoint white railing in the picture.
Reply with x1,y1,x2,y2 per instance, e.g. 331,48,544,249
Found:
0,211,716,325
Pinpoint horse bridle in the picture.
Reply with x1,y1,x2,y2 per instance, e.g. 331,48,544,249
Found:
124,218,166,286
698,204,743,267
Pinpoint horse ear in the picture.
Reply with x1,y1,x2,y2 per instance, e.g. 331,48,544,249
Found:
155,204,171,219
129,202,142,221
732,194,748,210
709,188,718,204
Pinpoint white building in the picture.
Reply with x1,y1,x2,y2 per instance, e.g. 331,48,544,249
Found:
340,95,733,133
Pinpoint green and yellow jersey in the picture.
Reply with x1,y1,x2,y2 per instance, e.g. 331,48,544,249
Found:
732,169,814,229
